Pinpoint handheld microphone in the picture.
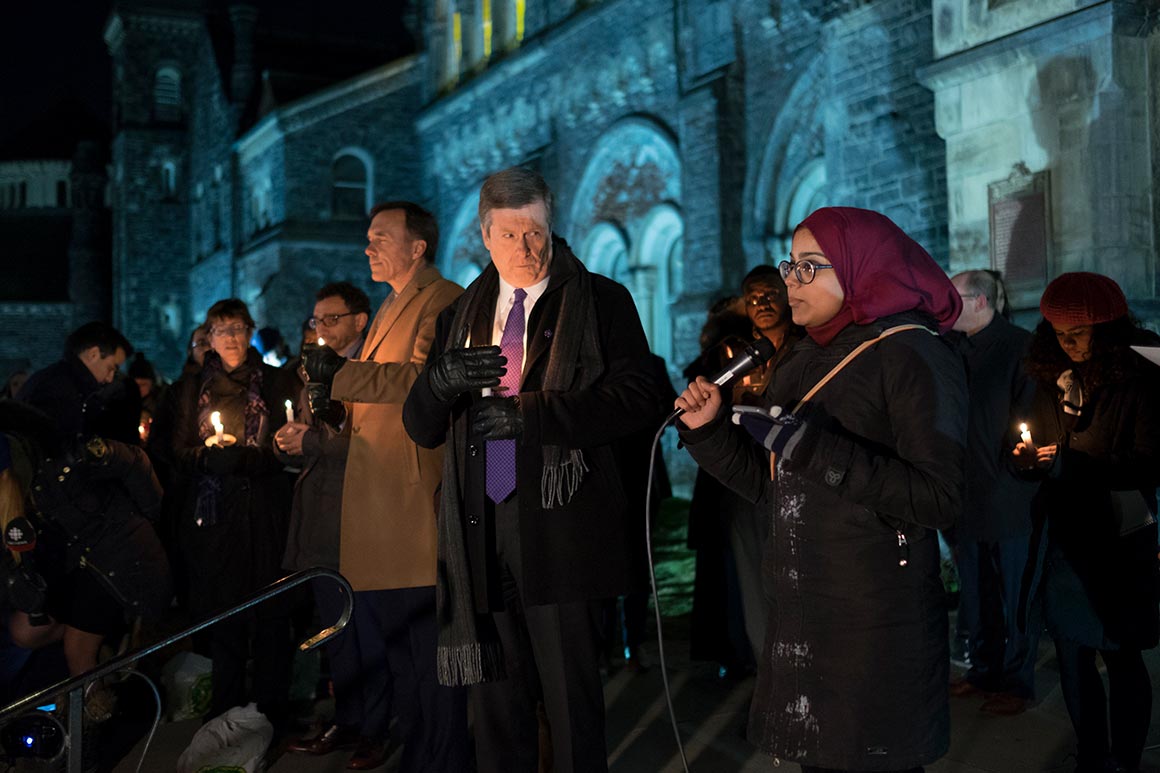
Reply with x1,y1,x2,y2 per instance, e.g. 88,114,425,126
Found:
665,337,777,425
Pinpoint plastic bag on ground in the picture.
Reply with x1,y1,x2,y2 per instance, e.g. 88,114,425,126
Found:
176,702,273,773
162,651,213,722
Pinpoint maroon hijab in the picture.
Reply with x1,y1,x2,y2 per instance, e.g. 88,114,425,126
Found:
795,207,962,346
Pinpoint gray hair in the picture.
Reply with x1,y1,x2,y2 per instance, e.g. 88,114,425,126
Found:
478,166,554,231
955,269,1010,320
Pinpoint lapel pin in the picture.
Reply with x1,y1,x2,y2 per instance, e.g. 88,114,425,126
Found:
544,329,553,338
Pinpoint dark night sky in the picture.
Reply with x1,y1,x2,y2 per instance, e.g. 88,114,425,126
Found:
0,1,114,151
0,0,413,156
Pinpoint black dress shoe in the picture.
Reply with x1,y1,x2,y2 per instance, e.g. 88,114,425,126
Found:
347,738,387,770
286,724,361,755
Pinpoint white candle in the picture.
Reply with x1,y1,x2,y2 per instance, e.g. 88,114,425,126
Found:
465,331,492,396
211,411,224,445
1019,422,1033,446
284,399,294,424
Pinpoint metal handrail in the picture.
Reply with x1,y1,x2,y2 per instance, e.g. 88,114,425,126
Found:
0,567,353,771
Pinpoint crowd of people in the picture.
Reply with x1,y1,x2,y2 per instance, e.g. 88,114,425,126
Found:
1,166,1157,773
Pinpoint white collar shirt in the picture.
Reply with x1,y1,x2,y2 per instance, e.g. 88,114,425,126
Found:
489,275,550,365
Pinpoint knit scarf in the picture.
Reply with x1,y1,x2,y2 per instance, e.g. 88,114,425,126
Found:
193,350,266,526
435,237,604,686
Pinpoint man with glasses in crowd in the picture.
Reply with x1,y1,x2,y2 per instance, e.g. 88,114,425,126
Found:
276,281,382,767
299,202,469,771
946,269,1039,716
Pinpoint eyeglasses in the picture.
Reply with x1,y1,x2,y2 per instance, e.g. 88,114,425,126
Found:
778,259,835,285
210,324,251,339
308,312,356,329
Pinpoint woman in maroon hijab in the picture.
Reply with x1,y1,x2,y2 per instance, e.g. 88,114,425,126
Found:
676,207,967,772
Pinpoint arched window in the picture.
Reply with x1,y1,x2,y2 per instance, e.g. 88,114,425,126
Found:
161,161,177,199
153,66,182,121
331,152,370,219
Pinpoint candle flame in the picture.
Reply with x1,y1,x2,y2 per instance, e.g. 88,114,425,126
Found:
285,399,292,409
211,411,223,430
317,337,326,347
1019,422,1028,433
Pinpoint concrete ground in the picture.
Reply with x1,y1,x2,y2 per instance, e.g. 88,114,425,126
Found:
111,614,1160,773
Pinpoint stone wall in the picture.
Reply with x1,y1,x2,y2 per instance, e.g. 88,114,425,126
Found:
921,0,1157,311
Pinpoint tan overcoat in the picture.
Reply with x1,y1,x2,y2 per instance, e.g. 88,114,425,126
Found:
330,264,462,590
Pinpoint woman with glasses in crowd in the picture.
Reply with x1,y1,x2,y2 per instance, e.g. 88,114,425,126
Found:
675,207,966,772
149,298,298,732
1014,273,1160,773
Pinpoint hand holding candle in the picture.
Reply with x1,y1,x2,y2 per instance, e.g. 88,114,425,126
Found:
206,410,236,447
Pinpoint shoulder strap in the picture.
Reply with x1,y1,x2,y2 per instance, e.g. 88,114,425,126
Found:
791,325,933,413
771,324,934,481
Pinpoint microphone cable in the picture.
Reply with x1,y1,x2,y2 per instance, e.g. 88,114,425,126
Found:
644,415,691,773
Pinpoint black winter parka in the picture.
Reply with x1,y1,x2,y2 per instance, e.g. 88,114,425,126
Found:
680,312,967,770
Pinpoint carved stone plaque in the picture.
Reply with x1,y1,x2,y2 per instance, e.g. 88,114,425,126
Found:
988,163,1051,307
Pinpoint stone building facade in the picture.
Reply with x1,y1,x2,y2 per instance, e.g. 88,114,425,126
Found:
99,0,1160,485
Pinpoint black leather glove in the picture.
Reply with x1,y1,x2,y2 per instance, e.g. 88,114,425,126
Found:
302,343,346,386
429,346,506,402
201,445,246,476
472,396,523,439
306,383,346,429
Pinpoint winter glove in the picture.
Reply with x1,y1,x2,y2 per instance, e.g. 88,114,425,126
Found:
472,396,523,439
429,346,506,402
302,343,346,386
732,404,805,459
306,383,346,429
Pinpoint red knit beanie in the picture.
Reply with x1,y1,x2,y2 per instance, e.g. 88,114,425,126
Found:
1040,272,1128,326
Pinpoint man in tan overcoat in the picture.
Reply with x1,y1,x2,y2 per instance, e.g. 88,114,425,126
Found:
302,201,469,772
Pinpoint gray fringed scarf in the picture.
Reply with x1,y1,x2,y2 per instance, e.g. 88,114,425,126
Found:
435,237,604,686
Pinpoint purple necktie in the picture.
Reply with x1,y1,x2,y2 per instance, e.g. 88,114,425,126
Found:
486,288,526,503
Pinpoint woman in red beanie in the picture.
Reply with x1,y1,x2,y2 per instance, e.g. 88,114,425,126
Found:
1015,271,1160,773
675,207,967,772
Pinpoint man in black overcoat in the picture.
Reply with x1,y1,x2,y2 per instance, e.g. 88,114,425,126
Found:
403,166,660,773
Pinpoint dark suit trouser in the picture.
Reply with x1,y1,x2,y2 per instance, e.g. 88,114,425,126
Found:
472,497,608,773
957,535,1037,697
312,578,370,731
209,596,292,728
355,586,470,773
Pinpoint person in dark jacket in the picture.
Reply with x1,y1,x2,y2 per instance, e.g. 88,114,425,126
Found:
683,298,758,673
148,298,297,729
676,206,966,772
1014,272,1160,773
18,321,136,445
946,269,1040,714
2,400,170,677
403,167,660,773
274,281,382,766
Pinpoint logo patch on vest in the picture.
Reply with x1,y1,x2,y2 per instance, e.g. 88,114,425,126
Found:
824,466,844,487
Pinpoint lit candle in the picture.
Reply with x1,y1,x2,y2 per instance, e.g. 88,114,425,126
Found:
211,411,224,446
316,337,326,347
1019,422,1033,446
284,399,294,425
465,331,492,396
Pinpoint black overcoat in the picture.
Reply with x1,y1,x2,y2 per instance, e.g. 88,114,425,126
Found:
149,352,296,616
680,312,966,770
403,252,660,608
1020,345,1160,650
